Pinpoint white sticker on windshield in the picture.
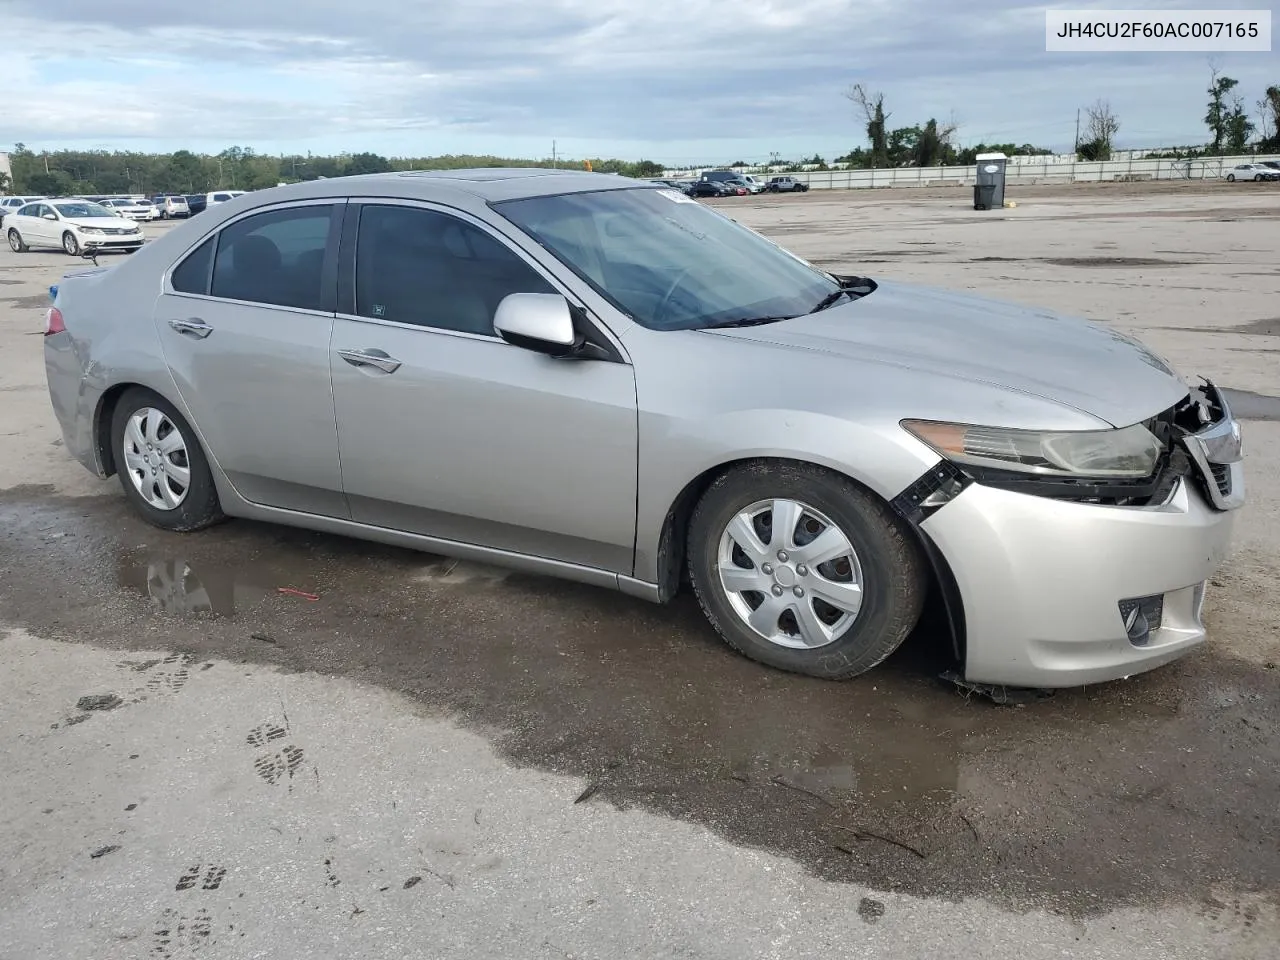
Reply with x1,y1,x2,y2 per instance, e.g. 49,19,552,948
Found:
657,189,696,203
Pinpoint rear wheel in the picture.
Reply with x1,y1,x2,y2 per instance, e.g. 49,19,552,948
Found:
687,462,926,679
62,232,80,256
7,229,26,253
1227,174,1236,182
110,387,224,532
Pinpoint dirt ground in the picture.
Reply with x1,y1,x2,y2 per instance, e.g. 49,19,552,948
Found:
1,182,1279,959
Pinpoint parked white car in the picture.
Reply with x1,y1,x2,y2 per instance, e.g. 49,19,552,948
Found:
104,198,160,221
1224,163,1280,182
0,195,47,227
206,190,246,206
5,199,144,256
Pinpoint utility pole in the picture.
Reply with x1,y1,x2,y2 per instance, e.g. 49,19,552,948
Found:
1074,109,1080,151
552,140,557,169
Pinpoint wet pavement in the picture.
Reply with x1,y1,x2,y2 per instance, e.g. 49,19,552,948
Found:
3,489,1279,918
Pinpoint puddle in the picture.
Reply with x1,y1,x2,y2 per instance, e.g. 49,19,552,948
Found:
116,551,276,617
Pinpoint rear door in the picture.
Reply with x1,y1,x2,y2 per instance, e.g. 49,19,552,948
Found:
152,200,349,516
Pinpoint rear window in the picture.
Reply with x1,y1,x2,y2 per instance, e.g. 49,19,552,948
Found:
171,237,216,295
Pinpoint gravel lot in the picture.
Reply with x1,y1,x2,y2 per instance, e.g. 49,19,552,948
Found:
1,181,1278,959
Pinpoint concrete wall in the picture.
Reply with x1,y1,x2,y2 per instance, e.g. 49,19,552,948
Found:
668,153,1280,190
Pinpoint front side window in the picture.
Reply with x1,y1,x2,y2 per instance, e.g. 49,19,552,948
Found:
353,204,555,336
211,205,333,310
496,187,840,331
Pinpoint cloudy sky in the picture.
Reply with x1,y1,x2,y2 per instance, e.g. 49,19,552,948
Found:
2,0,1275,162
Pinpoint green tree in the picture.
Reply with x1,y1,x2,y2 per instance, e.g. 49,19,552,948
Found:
1260,85,1280,151
344,152,392,176
1205,67,1240,152
1225,98,1254,152
848,84,890,168
26,171,77,195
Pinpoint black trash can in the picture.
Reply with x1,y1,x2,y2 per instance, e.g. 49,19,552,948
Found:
973,184,996,210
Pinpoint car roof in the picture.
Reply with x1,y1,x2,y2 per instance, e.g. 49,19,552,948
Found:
250,168,646,206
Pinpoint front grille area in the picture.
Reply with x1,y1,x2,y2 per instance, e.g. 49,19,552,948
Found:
1210,462,1231,497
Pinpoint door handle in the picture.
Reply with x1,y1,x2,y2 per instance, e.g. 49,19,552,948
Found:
168,317,213,339
338,348,402,374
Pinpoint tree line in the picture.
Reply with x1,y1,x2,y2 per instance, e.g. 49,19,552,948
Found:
0,145,667,197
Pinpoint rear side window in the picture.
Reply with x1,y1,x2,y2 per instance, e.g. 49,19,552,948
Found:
171,237,216,294
211,205,333,310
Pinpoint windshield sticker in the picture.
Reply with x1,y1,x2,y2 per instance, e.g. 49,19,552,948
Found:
657,189,696,204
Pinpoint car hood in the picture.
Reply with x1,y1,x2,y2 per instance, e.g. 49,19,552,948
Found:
703,279,1188,427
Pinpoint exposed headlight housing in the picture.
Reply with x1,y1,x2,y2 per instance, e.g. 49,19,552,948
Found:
901,420,1163,479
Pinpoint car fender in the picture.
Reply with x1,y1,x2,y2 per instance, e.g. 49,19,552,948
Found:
633,405,939,582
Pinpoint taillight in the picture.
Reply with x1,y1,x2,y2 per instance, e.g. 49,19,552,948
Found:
45,307,66,336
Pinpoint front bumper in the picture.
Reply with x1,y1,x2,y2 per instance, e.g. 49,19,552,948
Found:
918,389,1244,687
78,231,144,249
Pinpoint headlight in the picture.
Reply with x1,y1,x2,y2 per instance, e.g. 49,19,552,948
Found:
79,226,103,235
901,420,1163,478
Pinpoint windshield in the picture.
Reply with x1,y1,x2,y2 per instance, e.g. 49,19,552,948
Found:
495,187,840,331
53,202,115,218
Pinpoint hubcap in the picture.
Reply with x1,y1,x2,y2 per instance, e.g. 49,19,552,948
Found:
122,407,191,511
716,498,864,650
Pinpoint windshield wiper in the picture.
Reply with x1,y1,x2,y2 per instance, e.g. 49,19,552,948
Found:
808,289,850,313
809,277,878,314
700,315,794,329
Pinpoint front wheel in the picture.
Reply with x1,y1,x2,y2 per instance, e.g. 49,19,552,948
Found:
687,462,926,679
62,232,80,256
110,387,225,532
1255,174,1264,182
8,229,27,253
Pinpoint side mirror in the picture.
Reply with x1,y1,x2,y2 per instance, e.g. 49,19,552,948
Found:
493,293,577,357
43,213,58,220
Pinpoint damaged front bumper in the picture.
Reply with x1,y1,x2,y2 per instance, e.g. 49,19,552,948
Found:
896,382,1245,688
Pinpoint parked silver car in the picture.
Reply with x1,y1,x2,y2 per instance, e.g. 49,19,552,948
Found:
43,169,1244,687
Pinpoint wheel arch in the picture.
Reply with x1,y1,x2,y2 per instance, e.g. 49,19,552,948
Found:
93,379,192,478
649,453,966,668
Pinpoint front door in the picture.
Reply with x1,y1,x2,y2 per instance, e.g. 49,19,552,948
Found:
329,201,638,573
153,201,348,517
27,204,56,244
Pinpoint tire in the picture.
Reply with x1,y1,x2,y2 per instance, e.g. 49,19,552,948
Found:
687,461,926,680
62,232,80,256
1227,174,1235,182
1254,174,1263,182
110,387,224,532
7,229,26,253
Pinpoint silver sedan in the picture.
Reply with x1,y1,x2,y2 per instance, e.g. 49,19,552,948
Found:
43,169,1244,687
